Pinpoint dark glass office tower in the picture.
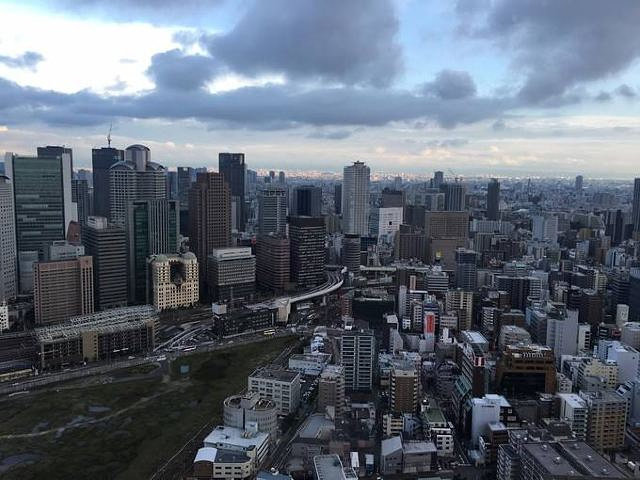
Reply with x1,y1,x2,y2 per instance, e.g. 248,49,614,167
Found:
292,185,322,217
289,216,326,288
126,199,178,304
487,178,500,221
219,153,246,231
37,145,73,171
92,147,124,218
72,179,90,226
82,216,128,311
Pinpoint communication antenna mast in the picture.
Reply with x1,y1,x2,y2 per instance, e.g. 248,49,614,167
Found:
107,123,112,148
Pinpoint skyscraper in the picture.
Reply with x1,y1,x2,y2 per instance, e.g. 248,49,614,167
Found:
433,171,444,189
289,216,326,288
189,172,232,283
256,235,290,293
0,176,17,302
92,147,124,218
34,255,94,325
258,185,288,235
126,199,179,304
291,185,322,217
219,153,246,231
575,175,584,193
177,167,194,206
5,151,74,259
455,248,478,291
440,182,466,211
633,178,640,235
341,329,375,391
109,145,167,226
342,161,370,236
72,179,90,226
82,216,128,310
487,178,500,221
334,184,342,214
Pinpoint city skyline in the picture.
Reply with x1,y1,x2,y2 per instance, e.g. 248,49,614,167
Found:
1,1,640,177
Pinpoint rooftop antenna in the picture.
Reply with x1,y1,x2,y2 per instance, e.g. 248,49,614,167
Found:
107,122,112,148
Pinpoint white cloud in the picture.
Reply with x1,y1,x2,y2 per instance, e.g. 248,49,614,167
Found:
0,6,180,94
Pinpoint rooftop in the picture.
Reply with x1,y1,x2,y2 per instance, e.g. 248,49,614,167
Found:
558,441,627,479
314,454,346,480
422,406,447,424
203,426,269,450
521,443,581,477
381,436,403,456
34,305,157,342
250,366,300,383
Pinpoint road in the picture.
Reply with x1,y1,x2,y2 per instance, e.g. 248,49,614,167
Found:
0,329,296,396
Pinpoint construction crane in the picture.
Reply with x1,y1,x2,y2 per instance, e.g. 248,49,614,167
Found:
107,123,112,148
448,168,463,183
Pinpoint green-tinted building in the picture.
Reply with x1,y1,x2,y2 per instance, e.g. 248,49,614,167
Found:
4,153,73,257
126,199,178,304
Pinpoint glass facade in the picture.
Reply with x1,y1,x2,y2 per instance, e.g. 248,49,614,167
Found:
12,155,65,256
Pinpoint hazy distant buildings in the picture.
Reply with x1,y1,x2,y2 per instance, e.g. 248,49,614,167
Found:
82,216,128,310
189,172,232,283
0,176,17,302
342,161,370,236
34,256,94,325
219,153,246,231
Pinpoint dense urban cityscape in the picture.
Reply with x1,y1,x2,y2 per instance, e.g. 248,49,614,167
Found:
2,0,640,479
0,144,640,480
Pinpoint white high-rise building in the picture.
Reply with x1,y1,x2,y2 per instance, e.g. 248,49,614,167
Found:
258,185,288,235
0,176,17,302
342,161,370,236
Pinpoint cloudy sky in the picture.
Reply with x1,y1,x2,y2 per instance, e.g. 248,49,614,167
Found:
1,0,639,177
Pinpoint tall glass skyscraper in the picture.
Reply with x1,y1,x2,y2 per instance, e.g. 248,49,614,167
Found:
126,199,179,304
219,153,246,231
4,152,73,256
92,147,124,218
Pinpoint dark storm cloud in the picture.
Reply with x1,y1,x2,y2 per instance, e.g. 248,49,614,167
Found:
423,70,477,100
594,91,612,103
37,0,222,23
202,0,402,87
146,49,219,91
457,0,640,104
0,75,511,129
615,84,637,99
0,51,43,70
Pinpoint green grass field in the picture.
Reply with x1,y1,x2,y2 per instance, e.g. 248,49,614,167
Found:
0,336,296,480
